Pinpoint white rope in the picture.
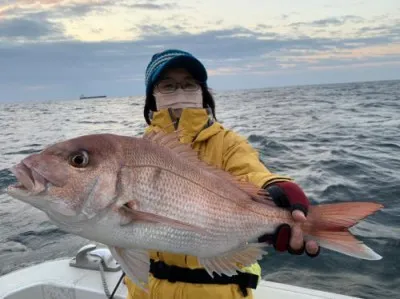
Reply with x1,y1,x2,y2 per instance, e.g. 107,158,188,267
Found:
99,261,111,298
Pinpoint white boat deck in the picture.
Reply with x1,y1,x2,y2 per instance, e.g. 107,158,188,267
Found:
0,259,360,299
0,245,360,299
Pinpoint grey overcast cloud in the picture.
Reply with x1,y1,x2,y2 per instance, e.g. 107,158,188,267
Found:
0,0,399,102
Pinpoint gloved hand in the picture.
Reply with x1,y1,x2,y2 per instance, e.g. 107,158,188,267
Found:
258,181,320,257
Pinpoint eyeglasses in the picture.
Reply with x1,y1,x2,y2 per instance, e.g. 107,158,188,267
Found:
155,78,200,94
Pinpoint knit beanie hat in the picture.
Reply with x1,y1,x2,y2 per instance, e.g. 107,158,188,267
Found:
145,49,208,96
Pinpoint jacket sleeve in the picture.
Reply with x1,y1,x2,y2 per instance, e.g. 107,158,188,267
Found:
222,130,292,188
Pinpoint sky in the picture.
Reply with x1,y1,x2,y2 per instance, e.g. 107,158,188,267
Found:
0,0,399,102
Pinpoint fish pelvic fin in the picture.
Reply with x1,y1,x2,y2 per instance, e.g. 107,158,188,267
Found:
303,202,384,260
198,243,267,278
143,129,272,204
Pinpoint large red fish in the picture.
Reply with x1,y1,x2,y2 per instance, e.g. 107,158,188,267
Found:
6,130,383,290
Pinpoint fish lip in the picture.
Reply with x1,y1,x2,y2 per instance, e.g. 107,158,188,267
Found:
9,162,48,195
10,164,33,191
22,157,65,188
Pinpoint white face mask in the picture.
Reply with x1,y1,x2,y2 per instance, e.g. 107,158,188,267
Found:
154,89,203,110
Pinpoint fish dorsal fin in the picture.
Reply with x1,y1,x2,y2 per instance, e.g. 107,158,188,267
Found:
198,242,267,277
143,130,272,203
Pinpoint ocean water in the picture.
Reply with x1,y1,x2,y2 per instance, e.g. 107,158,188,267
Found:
0,80,399,298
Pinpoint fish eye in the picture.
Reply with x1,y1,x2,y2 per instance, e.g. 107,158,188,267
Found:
69,151,89,168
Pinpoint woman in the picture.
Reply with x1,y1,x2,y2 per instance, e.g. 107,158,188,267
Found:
125,49,320,299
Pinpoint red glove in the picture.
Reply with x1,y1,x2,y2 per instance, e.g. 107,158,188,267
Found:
258,181,320,257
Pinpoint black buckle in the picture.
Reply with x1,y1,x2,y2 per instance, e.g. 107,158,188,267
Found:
237,271,258,297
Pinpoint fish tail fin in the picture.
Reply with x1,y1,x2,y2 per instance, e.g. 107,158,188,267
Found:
303,202,383,260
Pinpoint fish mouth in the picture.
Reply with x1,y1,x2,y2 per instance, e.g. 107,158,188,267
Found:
8,162,48,196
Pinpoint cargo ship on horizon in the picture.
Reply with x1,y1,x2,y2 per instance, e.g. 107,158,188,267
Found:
79,94,107,100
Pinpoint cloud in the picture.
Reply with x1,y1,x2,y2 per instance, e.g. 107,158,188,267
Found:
0,4,26,18
290,15,364,27
8,0,64,4
0,16,63,39
274,46,400,75
256,24,272,29
134,24,179,36
0,0,114,19
308,59,400,71
358,23,400,38
359,25,390,33
1,26,398,92
56,2,112,17
0,0,117,41
309,18,343,26
126,3,176,10
0,5,399,102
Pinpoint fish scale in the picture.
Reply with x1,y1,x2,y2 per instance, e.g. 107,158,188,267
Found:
128,165,278,238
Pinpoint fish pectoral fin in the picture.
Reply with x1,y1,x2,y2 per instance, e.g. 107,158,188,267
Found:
198,243,267,278
109,246,150,291
121,204,209,235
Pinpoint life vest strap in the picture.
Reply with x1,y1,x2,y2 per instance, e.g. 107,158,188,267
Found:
149,259,258,297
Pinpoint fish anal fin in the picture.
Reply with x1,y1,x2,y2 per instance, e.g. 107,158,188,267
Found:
198,243,267,278
109,246,150,292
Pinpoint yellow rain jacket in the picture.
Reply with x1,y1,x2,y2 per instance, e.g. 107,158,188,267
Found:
125,108,292,299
